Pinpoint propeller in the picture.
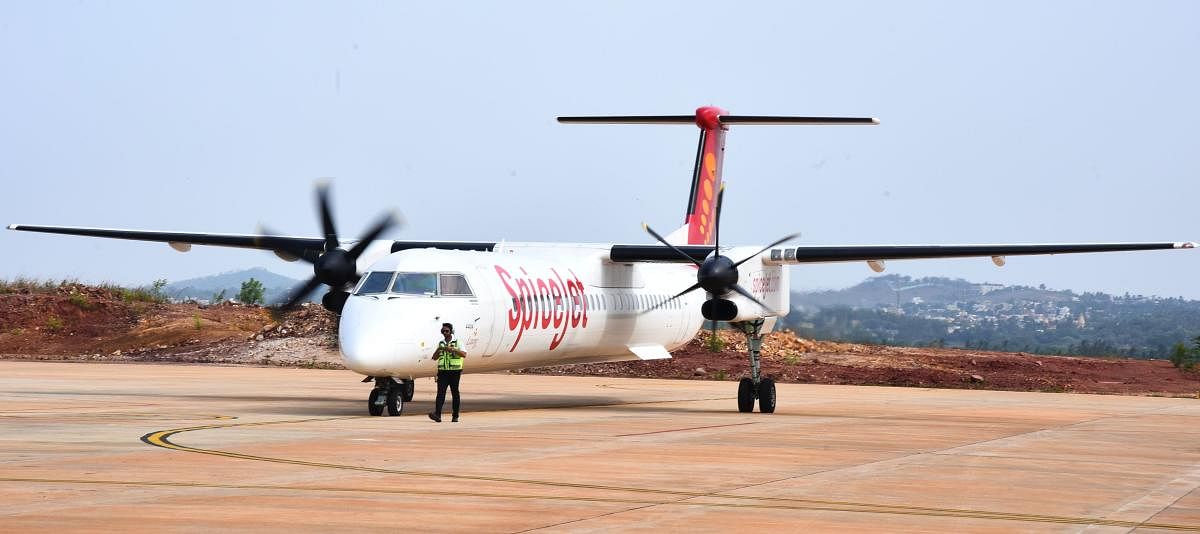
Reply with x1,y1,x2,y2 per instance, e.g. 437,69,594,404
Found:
262,182,400,312
643,184,797,322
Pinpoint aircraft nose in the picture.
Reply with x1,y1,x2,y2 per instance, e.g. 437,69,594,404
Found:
338,297,421,375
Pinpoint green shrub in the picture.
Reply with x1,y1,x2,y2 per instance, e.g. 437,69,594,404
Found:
705,332,725,353
45,316,63,332
67,292,96,310
192,313,203,330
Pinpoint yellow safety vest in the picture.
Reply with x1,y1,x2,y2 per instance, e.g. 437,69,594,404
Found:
437,340,464,371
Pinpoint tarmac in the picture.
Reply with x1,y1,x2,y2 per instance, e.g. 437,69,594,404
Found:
2,361,1200,533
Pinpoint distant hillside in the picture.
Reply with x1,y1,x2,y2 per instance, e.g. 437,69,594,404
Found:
794,275,1074,311
786,275,1200,358
163,268,301,304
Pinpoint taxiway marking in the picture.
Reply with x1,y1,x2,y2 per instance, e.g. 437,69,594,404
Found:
136,415,1200,530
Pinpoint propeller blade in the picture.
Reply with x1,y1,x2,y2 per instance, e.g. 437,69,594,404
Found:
731,283,776,314
255,223,317,264
640,282,702,314
316,181,339,253
280,276,324,310
346,211,399,260
642,223,703,266
732,233,801,269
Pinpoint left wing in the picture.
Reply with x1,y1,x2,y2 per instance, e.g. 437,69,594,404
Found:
610,241,1196,264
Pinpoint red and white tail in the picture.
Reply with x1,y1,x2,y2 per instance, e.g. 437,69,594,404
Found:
683,106,727,245
557,107,877,245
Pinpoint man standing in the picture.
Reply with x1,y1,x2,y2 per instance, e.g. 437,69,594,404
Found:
428,322,466,422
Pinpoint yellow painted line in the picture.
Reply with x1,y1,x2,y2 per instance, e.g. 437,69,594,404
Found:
137,416,1200,530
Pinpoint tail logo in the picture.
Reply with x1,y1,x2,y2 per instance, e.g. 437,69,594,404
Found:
696,152,718,241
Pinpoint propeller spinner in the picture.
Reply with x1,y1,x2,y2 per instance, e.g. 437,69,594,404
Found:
644,185,797,322
263,182,399,313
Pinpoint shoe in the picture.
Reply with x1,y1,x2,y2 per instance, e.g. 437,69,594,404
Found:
428,412,441,422
452,416,459,422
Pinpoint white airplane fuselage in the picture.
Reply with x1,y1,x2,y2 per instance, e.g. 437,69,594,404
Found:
338,243,787,378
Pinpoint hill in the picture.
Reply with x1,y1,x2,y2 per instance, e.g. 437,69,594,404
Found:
163,267,301,304
787,275,1200,358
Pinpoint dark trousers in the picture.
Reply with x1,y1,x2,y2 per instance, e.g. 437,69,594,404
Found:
433,369,462,417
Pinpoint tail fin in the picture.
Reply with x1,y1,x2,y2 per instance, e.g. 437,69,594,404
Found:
558,107,877,245
684,106,727,245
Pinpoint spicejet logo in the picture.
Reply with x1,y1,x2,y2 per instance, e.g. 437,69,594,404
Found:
495,265,589,352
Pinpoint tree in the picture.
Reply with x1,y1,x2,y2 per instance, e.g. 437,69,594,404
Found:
238,278,265,305
210,289,227,304
1169,341,1197,370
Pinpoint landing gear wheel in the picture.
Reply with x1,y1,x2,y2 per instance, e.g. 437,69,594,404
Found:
757,377,776,414
401,380,415,402
737,378,755,413
367,388,385,416
386,387,404,416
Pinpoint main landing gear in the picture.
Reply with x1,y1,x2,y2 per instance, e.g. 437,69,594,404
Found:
364,376,415,416
734,319,776,414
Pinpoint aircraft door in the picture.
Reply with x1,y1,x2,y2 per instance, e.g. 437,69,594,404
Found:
471,266,505,357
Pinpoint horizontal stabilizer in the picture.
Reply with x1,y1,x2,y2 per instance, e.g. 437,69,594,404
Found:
627,344,672,360
557,115,878,126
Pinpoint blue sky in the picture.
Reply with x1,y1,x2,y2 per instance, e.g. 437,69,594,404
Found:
2,1,1198,298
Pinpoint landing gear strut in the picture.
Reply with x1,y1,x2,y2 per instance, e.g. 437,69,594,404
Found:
367,377,413,416
734,320,775,413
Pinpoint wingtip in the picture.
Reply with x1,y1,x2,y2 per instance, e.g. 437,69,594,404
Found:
5,224,15,231
1178,242,1197,249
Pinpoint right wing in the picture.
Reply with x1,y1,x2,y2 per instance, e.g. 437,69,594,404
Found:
6,224,495,262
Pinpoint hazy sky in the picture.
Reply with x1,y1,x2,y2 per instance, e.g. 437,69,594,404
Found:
2,1,1198,298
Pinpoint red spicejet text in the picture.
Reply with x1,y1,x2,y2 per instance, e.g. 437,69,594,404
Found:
494,265,589,352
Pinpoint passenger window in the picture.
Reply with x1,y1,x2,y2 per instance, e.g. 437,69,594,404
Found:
357,272,394,295
392,272,437,295
438,273,474,296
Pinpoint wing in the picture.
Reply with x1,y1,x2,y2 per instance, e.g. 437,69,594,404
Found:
610,241,1196,264
6,224,495,263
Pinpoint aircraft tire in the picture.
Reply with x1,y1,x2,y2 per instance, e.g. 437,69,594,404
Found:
758,378,776,414
401,380,415,402
737,378,755,413
368,389,385,416
386,388,404,416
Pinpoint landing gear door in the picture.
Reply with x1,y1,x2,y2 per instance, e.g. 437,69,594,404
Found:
472,266,504,357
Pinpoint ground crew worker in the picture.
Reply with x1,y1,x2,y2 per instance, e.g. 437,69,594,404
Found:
428,322,466,422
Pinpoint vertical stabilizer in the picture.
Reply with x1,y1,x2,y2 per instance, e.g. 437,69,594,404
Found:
684,106,728,245
556,108,877,246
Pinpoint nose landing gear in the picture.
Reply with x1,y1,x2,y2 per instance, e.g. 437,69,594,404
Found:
734,320,776,414
366,377,415,416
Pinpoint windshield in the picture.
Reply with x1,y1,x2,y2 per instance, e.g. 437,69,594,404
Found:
391,272,437,295
356,271,394,295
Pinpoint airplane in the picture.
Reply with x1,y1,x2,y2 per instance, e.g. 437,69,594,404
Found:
8,106,1196,416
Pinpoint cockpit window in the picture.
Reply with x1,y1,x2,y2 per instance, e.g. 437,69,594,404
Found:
391,272,437,295
357,271,394,295
438,273,474,296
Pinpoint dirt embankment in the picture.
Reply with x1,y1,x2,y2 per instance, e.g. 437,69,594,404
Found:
0,283,341,368
2,283,1198,396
